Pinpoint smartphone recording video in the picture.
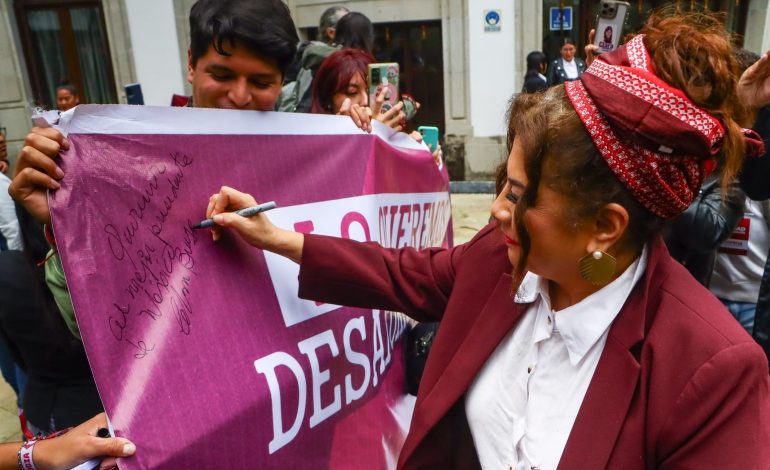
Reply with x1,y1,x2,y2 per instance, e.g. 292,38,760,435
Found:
594,1,630,53
368,63,399,113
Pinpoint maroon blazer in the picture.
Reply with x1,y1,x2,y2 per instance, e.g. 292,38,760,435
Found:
299,224,770,469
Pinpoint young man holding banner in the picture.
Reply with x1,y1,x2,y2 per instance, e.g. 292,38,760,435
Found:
10,0,379,330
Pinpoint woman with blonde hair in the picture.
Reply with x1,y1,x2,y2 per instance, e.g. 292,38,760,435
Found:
205,13,769,469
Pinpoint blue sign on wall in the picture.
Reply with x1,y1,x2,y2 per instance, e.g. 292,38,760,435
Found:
484,10,502,32
549,6,572,31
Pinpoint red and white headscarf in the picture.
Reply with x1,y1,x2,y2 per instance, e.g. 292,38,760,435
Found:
565,34,728,219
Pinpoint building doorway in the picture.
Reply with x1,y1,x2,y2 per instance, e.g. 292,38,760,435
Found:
14,0,117,109
371,21,445,134
302,20,445,133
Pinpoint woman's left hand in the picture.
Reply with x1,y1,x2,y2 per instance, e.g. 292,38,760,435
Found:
408,131,442,167
432,145,443,167
409,130,423,143
32,413,135,470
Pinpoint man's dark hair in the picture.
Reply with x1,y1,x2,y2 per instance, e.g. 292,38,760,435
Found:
189,0,299,75
318,6,349,43
334,12,374,53
733,46,760,74
56,82,79,95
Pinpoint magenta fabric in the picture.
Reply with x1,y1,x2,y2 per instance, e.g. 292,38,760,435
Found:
49,118,450,468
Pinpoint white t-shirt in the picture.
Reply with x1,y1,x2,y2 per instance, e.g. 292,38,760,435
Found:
710,199,770,303
0,173,22,251
465,247,648,470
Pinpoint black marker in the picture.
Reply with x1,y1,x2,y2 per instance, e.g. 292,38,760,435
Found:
192,201,277,229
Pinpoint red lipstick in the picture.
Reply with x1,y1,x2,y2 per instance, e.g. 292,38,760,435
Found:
503,233,519,246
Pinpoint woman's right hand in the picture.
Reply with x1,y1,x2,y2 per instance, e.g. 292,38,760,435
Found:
8,127,69,225
337,98,373,133
207,186,304,263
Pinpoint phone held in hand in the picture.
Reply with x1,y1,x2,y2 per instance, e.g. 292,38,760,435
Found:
401,93,419,121
418,126,439,153
594,1,630,54
368,63,399,113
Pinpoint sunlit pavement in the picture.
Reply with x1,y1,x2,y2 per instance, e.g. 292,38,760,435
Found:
0,379,20,443
451,193,494,244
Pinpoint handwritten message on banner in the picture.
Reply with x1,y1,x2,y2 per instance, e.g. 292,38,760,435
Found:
49,106,452,469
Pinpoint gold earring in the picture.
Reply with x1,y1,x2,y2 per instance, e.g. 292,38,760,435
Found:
578,250,617,286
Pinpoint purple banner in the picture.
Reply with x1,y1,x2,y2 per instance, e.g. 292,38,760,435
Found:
49,106,451,469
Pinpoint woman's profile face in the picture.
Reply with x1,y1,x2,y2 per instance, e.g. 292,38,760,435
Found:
331,72,368,113
490,139,593,281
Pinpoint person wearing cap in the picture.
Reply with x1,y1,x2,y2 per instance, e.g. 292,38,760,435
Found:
204,13,769,469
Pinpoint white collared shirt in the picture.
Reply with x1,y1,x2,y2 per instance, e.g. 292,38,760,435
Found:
562,59,579,79
465,247,648,470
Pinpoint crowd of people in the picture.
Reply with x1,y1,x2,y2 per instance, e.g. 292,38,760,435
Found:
0,0,769,468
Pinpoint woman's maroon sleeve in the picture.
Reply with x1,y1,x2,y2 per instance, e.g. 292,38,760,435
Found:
298,234,469,323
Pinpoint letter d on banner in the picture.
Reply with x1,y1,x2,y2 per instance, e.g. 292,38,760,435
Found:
254,352,307,454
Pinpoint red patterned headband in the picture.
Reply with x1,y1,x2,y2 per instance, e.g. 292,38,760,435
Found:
565,35,723,219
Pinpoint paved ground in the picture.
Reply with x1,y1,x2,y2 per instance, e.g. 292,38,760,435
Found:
0,193,493,443
451,193,494,244
0,379,21,443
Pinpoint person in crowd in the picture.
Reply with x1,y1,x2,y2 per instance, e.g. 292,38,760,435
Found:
333,12,374,54
664,168,745,286
736,48,770,359
318,5,349,45
0,202,104,436
0,172,26,409
547,37,586,86
311,48,440,163
522,51,548,93
709,197,770,333
0,129,8,174
663,47,760,287
277,5,348,112
204,13,769,469
0,174,21,253
0,413,134,470
311,49,405,130
55,84,80,112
